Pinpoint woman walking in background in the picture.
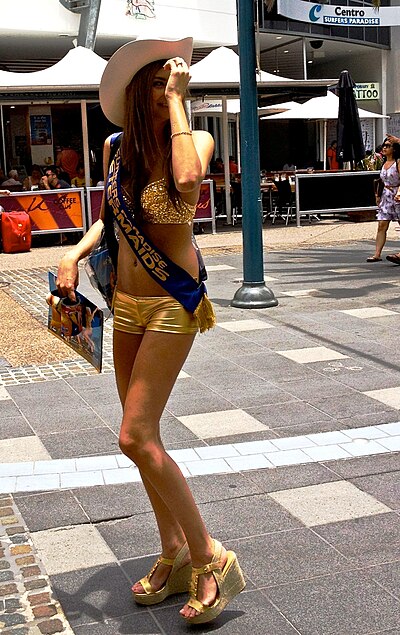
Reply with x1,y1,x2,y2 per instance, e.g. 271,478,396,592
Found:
367,138,400,263
55,36,245,624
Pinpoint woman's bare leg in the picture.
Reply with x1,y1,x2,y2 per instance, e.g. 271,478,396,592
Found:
114,328,225,616
114,330,188,591
373,220,390,258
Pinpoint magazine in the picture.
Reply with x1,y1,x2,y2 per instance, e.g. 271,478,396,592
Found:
47,271,104,372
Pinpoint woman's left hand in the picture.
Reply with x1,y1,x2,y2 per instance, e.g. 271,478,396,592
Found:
164,58,190,101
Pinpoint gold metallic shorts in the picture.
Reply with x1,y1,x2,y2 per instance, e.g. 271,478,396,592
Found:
113,289,199,335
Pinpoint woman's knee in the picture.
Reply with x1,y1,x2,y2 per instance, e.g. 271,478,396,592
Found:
377,220,389,232
119,422,159,463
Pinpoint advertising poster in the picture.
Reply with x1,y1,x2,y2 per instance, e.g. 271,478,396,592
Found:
30,115,52,146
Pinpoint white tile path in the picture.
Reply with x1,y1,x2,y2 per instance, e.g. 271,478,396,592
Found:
0,421,399,494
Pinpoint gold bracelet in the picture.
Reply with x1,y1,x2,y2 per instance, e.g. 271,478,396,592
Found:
171,130,192,139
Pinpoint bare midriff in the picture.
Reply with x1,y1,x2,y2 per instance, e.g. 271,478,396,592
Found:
116,223,199,296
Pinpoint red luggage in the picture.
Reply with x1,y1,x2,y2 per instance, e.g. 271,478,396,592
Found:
1,211,31,253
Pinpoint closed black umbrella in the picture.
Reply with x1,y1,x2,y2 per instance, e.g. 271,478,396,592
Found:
336,70,365,168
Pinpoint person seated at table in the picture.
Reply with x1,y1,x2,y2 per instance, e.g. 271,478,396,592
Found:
39,166,70,190
229,155,238,175
211,157,224,173
1,169,23,189
71,164,93,188
23,165,43,191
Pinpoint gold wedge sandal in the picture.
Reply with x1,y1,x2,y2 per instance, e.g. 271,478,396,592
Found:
184,539,246,624
132,542,191,606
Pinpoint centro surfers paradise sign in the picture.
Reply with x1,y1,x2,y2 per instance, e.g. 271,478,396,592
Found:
277,0,400,27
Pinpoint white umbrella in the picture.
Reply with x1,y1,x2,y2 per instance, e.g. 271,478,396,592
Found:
262,90,387,121
0,47,107,188
190,48,295,222
262,91,388,169
189,46,293,86
0,47,106,90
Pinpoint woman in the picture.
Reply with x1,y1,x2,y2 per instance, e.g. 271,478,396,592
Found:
367,138,400,263
55,37,245,624
23,165,42,191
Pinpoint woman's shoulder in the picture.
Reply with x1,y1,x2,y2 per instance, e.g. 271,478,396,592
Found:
192,130,213,142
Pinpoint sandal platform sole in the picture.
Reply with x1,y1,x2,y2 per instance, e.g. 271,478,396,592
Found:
186,551,246,624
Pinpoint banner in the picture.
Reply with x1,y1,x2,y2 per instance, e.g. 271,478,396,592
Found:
0,190,84,233
277,0,400,27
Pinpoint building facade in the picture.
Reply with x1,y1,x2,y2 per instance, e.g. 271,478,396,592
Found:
0,0,237,177
255,0,400,169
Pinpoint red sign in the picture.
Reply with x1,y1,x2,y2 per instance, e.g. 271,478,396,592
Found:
0,190,84,233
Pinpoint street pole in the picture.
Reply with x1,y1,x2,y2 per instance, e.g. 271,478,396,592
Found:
78,0,102,50
232,0,278,309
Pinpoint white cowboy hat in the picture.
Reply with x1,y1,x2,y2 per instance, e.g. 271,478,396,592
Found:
99,36,193,127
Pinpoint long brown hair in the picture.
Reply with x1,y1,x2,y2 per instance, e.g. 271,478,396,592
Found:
120,59,185,216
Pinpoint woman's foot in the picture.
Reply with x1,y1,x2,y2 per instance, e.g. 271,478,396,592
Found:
132,542,191,605
386,253,400,265
366,256,382,262
179,543,227,620
180,539,246,624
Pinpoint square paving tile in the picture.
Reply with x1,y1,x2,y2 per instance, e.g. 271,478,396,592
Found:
364,386,400,409
349,472,400,511
207,264,236,271
217,319,275,332
14,490,89,531
268,481,391,527
340,307,398,318
50,564,138,627
367,561,400,600
236,531,348,587
177,409,267,439
314,512,400,566
40,427,120,459
199,494,302,541
73,482,152,522
0,436,51,463
0,385,11,400
325,453,400,479
280,289,318,297
155,588,300,634
246,463,340,493
32,525,116,574
276,346,349,364
0,417,35,441
97,514,160,560
264,570,400,635
73,612,161,635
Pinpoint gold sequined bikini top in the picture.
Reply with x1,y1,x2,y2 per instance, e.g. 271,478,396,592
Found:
139,177,197,224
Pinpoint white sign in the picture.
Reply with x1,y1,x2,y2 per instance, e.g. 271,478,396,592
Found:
277,0,400,27
354,83,380,101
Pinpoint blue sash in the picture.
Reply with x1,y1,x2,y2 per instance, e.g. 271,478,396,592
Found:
105,135,216,331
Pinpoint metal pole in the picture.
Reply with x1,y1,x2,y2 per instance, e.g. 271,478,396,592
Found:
302,38,308,80
232,0,277,308
78,0,102,50
81,99,91,193
221,97,232,224
0,105,6,172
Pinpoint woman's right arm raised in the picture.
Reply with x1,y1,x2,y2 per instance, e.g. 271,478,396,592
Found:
56,136,112,301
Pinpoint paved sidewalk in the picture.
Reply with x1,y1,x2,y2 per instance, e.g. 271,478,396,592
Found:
0,223,400,634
